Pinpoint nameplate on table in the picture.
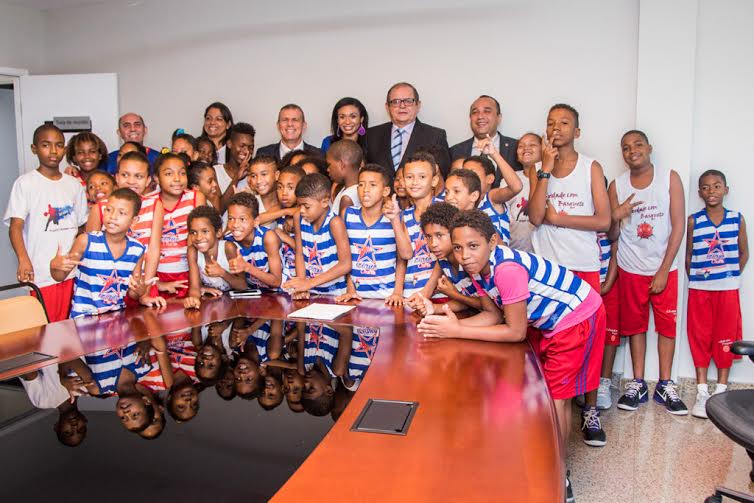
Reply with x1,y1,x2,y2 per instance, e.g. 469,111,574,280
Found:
288,303,355,321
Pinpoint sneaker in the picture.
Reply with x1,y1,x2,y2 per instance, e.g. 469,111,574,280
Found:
581,406,607,447
617,379,649,411
653,380,689,415
596,377,612,410
565,470,575,503
691,390,710,419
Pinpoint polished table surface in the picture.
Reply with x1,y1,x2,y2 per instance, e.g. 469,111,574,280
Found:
0,295,563,502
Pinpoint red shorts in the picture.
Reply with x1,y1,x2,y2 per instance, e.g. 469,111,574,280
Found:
618,268,678,338
157,271,189,299
687,289,742,369
538,305,606,400
573,270,600,293
601,282,621,346
32,279,74,323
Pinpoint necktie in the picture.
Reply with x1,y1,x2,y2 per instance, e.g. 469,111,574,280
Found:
391,128,404,169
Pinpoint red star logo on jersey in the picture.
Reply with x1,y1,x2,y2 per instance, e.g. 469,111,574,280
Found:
97,269,126,305
411,232,434,269
354,235,382,275
102,345,126,360
305,241,324,275
704,228,729,265
308,323,324,349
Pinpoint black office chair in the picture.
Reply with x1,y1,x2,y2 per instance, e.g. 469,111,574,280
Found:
705,340,754,503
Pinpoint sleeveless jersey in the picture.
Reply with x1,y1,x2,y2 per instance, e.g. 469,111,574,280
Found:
402,205,437,297
438,258,480,298
615,167,675,275
227,227,271,290
597,232,611,284
85,342,152,396
158,190,197,274
688,208,741,290
479,194,511,245
277,216,297,284
300,211,347,296
473,246,592,332
344,207,396,299
70,232,145,318
532,154,600,271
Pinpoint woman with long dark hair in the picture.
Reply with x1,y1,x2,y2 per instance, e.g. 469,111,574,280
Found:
200,102,234,164
320,97,369,153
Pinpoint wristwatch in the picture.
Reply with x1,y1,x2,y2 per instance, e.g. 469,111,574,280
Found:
537,169,551,180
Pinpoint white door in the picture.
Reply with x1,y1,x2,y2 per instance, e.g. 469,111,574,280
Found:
18,73,119,172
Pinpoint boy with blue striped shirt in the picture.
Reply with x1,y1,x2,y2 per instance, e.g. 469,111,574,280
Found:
337,164,405,306
50,188,164,318
685,169,749,418
283,173,352,299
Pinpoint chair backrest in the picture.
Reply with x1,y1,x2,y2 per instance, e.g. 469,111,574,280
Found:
0,282,49,335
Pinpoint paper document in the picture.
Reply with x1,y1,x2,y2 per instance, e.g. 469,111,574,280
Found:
288,303,355,321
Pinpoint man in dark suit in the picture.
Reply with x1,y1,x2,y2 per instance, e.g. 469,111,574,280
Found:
365,82,450,178
255,104,322,161
450,95,522,186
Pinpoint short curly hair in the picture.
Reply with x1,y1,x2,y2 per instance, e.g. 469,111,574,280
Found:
449,209,497,241
420,202,458,232
187,205,223,232
227,191,260,218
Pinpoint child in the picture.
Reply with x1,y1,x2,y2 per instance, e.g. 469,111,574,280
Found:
65,132,108,183
326,139,362,216
4,124,89,322
609,130,686,415
444,168,482,211
685,169,748,418
496,132,541,252
171,130,199,162
217,122,255,207
391,152,441,299
116,141,147,165
86,171,115,205
283,173,351,299
336,163,404,305
248,155,281,229
152,153,206,298
224,192,283,291
274,165,306,284
413,202,483,313
418,209,605,502
596,232,620,410
393,166,411,210
184,205,246,309
295,155,328,176
196,136,218,166
528,104,611,444
52,187,164,317
463,142,523,245
188,161,221,210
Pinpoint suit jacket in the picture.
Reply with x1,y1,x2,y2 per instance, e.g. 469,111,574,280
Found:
450,132,522,187
255,141,322,161
365,119,451,178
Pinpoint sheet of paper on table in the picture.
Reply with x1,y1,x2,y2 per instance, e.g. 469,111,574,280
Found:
287,303,355,321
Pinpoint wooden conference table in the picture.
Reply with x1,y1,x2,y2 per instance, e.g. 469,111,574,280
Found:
0,294,563,502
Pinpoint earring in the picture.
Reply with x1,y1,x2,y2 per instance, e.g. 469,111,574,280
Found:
358,125,366,136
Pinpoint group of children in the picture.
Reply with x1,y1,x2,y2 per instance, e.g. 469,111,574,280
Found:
4,103,747,501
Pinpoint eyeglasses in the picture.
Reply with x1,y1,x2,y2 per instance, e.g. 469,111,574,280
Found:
388,98,417,108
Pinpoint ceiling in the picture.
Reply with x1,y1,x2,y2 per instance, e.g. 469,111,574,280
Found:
1,0,140,11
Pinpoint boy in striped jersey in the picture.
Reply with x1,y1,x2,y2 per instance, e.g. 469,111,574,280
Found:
284,173,352,299
685,170,748,418
418,209,605,499
336,163,405,306
51,188,165,317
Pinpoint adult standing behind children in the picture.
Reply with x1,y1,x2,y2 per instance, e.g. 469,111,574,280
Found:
450,95,522,186
365,82,451,178
320,97,369,154
200,102,234,165
256,104,322,161
5,124,89,322
105,113,159,174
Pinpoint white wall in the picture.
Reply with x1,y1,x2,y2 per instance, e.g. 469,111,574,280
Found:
41,0,638,176
0,4,45,73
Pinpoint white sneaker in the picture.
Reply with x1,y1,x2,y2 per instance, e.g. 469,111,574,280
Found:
596,377,612,410
691,391,710,419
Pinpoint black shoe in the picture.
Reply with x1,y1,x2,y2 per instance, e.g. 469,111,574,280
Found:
617,379,649,411
565,470,575,503
581,406,607,447
653,380,689,415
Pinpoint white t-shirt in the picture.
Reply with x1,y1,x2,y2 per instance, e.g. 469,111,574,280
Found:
197,245,232,291
507,167,536,252
532,154,600,272
332,185,360,215
3,170,88,287
20,364,69,409
216,145,227,165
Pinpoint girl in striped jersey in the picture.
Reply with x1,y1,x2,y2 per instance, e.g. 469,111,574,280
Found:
85,151,164,289
51,188,165,317
184,206,246,309
336,164,406,305
284,173,351,299
152,153,206,299
223,192,282,291
462,140,523,245
685,170,748,418
418,209,605,474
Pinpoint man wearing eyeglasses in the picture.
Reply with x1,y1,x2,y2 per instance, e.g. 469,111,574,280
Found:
450,95,522,186
365,82,450,177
